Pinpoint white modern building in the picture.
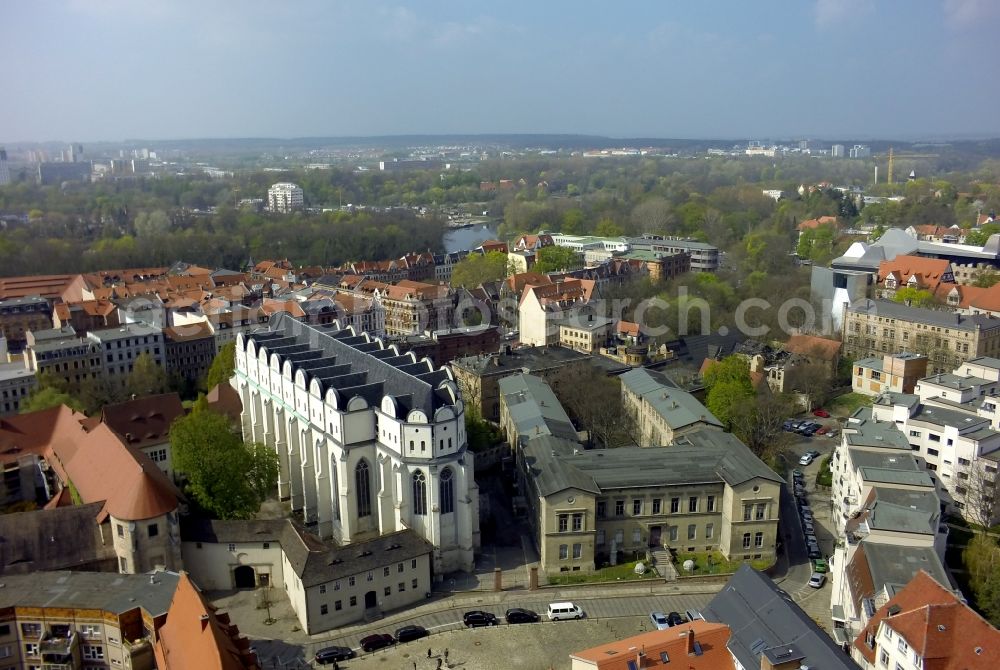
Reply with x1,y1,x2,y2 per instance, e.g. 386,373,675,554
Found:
234,314,479,574
268,182,305,213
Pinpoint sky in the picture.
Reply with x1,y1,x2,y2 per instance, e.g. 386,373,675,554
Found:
2,0,1000,142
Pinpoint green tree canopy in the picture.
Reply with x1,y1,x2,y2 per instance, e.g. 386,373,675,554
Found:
450,251,510,288
534,245,583,273
205,341,236,390
126,352,170,398
703,356,755,426
170,405,279,519
892,286,936,307
21,386,84,414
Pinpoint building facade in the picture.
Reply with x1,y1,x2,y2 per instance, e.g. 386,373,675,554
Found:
234,314,479,573
0,295,52,350
267,182,304,213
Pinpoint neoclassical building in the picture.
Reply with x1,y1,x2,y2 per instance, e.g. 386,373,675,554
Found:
234,314,479,573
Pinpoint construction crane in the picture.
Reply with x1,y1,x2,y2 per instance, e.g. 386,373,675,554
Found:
887,147,894,185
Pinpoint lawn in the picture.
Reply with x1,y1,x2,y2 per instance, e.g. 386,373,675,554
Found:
828,392,873,417
546,560,658,585
675,551,772,576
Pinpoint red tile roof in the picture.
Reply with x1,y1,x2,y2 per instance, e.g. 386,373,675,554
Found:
798,215,838,231
154,573,260,670
570,620,732,670
854,570,1000,669
878,256,953,291
784,334,841,361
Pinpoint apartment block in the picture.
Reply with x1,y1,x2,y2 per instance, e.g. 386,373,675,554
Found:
620,368,723,446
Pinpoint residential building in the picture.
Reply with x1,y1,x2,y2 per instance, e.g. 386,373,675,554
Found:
620,368,722,446
267,182,304,213
877,256,955,299
0,503,117,573
181,519,433,634
833,144,846,157
559,315,614,353
0,147,9,185
508,377,781,575
784,333,842,377
570,620,734,670
704,565,862,670
87,322,165,385
163,321,216,384
850,145,872,159
0,361,37,415
629,236,720,272
52,298,120,335
0,295,52,350
450,345,591,421
234,314,479,573
37,161,91,185
851,570,1000,670
24,327,102,387
621,249,691,280
518,278,598,347
392,324,501,366
100,393,186,480
842,299,1000,374
852,352,928,396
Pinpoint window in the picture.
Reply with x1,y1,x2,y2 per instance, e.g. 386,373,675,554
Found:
319,584,327,594
228,543,236,552
148,523,158,538
707,495,715,512
742,533,751,549
383,567,390,577
355,460,372,517
743,504,752,521
412,578,419,589
80,624,100,637
755,532,764,548
633,529,642,545
349,596,357,607
334,580,341,590
384,586,391,596
572,513,583,531
597,501,606,518
412,470,427,515
880,650,889,667
652,498,662,514
596,529,605,545
929,433,941,442
558,515,568,532
615,500,625,516
670,497,680,513
705,523,714,539
366,571,374,582
349,576,355,587
633,499,642,515
20,623,41,638
668,526,678,542
927,448,939,457
898,638,907,653
440,467,454,514
412,559,417,569
572,543,582,559
335,600,342,611
117,524,125,537
689,496,698,513
756,503,767,520
320,604,328,615
688,524,696,540
559,544,569,560
909,430,921,437
83,645,105,660
119,557,128,572
958,457,970,466
25,642,39,657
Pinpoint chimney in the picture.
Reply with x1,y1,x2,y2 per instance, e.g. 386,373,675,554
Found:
685,628,695,655
200,614,210,630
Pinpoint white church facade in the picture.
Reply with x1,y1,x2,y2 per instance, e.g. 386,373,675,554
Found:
234,314,479,573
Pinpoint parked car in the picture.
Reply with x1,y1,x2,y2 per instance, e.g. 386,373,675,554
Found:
807,547,823,559
812,558,828,573
808,573,827,588
783,421,794,431
801,511,814,523
394,625,428,643
667,612,685,627
813,409,830,418
827,429,839,438
463,610,499,627
506,608,539,624
798,454,814,466
803,521,815,534
816,426,829,435
791,468,803,478
650,611,671,630
807,449,821,458
315,646,355,664
359,634,395,652
799,504,812,515
805,533,818,545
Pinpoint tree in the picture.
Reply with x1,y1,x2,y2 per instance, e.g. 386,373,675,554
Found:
126,353,169,398
973,270,1000,288
728,392,794,463
962,460,1000,530
703,356,755,427
892,286,936,307
964,534,1000,626
170,406,278,519
450,251,510,288
205,341,236,390
534,246,583,273
549,366,631,448
965,222,1000,247
795,360,834,408
21,386,84,414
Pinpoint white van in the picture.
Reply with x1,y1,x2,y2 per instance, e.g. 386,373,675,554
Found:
547,602,584,621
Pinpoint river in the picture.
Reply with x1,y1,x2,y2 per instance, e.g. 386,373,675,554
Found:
442,224,500,253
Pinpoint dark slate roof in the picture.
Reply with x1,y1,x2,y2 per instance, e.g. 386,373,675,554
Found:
0,503,117,574
704,565,861,670
249,313,457,415
0,570,179,616
279,526,434,588
847,299,1000,331
180,517,289,544
522,428,780,496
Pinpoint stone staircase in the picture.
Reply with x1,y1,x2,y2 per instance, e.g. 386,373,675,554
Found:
650,547,677,581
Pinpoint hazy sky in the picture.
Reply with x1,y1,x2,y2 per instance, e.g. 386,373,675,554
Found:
3,0,999,142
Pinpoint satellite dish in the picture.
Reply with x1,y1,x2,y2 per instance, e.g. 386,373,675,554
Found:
683,559,696,572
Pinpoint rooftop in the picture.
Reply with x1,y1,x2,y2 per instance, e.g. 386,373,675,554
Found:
620,368,722,432
847,299,1000,331
569,620,733,670
0,569,179,616
88,322,163,341
451,344,590,376
498,374,579,443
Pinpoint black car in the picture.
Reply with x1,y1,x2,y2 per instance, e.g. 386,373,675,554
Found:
395,625,429,643
505,607,540,624
667,611,685,626
359,633,395,652
315,646,355,664
807,547,823,560
463,610,499,627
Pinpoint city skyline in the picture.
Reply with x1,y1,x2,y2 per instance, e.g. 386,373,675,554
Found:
3,0,1000,143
